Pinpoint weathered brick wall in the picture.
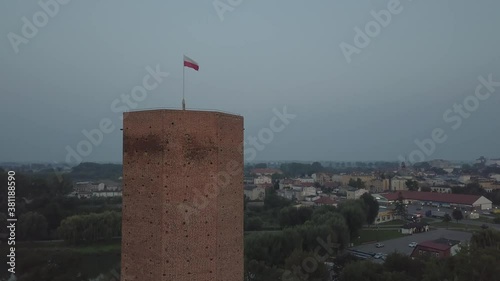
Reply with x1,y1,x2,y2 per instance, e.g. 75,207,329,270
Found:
121,110,243,281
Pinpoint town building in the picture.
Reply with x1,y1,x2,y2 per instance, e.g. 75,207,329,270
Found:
380,191,492,210
401,222,430,235
244,185,265,201
346,188,368,200
254,175,272,185
430,186,452,193
410,238,461,258
313,196,338,207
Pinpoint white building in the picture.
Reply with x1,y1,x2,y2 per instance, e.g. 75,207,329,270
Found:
391,176,413,191
297,177,315,183
244,185,266,201
254,175,272,185
490,174,500,182
346,188,368,200
458,175,471,184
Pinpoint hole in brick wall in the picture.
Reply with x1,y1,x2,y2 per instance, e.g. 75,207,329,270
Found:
171,122,174,125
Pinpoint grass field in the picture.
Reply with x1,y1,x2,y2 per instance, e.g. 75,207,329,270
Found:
353,229,405,245
0,240,121,280
429,221,483,231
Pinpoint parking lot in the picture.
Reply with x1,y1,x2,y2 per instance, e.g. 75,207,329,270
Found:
352,228,472,256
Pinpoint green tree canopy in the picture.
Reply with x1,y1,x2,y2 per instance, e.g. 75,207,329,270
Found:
360,193,379,225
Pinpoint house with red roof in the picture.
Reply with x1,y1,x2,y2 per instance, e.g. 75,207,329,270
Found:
313,196,338,207
410,238,461,258
380,191,492,210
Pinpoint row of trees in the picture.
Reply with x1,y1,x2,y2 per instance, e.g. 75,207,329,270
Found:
57,211,121,244
244,193,380,279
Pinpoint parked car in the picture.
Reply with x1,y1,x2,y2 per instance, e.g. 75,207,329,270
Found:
373,253,384,259
375,243,384,248
408,242,418,247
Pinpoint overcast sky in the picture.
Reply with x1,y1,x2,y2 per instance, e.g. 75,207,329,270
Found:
1,0,499,164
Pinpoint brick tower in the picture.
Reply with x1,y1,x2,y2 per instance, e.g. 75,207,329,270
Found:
121,109,244,281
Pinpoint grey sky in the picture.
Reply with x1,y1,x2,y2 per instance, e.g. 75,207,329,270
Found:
1,0,499,164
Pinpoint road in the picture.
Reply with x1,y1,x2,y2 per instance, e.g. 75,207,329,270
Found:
352,229,472,256
406,204,500,230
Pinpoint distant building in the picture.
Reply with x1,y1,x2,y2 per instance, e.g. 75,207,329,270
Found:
430,186,452,193
368,178,390,193
375,209,396,224
312,172,334,185
254,175,272,185
391,176,413,191
410,238,461,258
458,175,471,184
244,185,265,201
401,222,430,235
297,177,315,183
381,191,492,210
346,188,368,200
313,196,337,207
277,189,296,201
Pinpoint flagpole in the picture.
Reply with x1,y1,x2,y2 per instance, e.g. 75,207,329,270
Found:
182,57,186,110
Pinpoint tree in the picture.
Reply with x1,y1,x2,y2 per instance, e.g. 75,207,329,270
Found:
348,178,366,189
405,180,419,191
339,260,384,281
360,193,379,225
420,186,431,192
245,217,264,231
393,192,407,219
339,201,366,239
452,209,464,223
279,206,313,228
283,249,329,281
493,217,500,224
18,212,48,241
442,213,451,223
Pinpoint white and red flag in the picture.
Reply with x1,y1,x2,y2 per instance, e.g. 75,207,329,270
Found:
183,55,199,71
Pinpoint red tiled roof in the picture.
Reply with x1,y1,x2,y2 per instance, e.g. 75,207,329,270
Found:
417,241,452,251
381,191,484,205
256,183,274,189
314,197,337,205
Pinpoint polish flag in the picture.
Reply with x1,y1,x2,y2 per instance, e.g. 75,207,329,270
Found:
183,55,199,71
